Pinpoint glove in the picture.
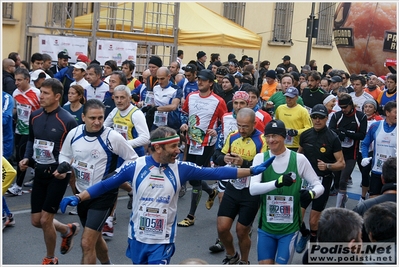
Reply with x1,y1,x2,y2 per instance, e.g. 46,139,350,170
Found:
361,157,372,167
338,128,346,141
147,106,158,116
345,129,356,138
250,156,276,175
300,189,316,203
131,93,140,102
275,172,296,188
60,196,80,213
57,162,71,174
287,129,298,137
141,105,151,113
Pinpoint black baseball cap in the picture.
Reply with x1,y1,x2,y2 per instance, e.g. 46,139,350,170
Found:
197,69,214,81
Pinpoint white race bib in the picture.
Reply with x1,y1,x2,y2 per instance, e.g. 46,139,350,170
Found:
266,195,294,224
33,139,56,164
72,160,94,188
113,123,128,140
138,205,167,239
154,111,168,126
188,143,204,155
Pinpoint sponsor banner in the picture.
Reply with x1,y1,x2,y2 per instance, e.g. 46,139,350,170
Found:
308,242,395,264
38,35,89,62
96,39,137,66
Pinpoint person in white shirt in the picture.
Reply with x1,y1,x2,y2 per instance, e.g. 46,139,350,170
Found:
85,64,109,101
349,75,373,111
70,62,90,89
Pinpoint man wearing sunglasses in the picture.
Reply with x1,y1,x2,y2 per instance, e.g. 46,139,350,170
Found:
295,104,345,253
329,93,367,208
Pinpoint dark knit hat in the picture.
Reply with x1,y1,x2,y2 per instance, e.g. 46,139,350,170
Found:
266,70,276,79
223,74,235,87
197,51,206,59
323,64,332,74
148,56,163,67
264,120,286,138
290,71,299,81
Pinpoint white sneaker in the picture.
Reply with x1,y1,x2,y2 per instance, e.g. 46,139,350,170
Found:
6,184,22,196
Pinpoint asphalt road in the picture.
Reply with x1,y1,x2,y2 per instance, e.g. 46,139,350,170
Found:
2,167,362,265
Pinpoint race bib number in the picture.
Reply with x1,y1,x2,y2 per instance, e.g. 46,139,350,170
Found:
188,143,204,155
138,206,167,239
144,91,155,106
72,160,94,187
154,111,168,126
33,139,56,164
114,123,128,140
284,135,294,146
341,137,354,148
266,195,294,223
230,177,249,190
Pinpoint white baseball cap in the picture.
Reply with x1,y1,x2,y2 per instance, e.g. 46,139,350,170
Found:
30,70,51,81
72,62,87,71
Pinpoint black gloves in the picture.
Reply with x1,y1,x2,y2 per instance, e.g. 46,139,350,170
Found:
57,162,71,174
275,172,296,188
300,189,316,203
287,129,298,137
338,128,346,141
131,93,139,102
141,106,151,113
345,129,356,138
147,106,158,115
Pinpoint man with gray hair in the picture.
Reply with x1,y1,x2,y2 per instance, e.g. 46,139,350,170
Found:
102,84,150,235
302,207,363,264
141,66,182,132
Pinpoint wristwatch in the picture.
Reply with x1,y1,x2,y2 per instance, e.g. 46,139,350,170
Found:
326,164,332,170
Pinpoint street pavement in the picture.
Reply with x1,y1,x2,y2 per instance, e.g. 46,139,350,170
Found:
2,166,363,265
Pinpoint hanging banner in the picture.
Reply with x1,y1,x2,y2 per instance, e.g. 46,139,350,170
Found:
96,39,138,66
38,35,89,63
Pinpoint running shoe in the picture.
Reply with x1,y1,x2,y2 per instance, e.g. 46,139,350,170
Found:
347,178,353,186
222,252,240,264
238,260,250,264
209,238,225,253
205,188,218,210
42,257,58,265
102,222,114,237
6,184,22,196
177,217,195,227
6,213,15,227
60,223,80,254
68,206,78,215
296,233,310,253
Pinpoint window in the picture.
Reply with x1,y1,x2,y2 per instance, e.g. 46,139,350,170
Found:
47,3,91,27
2,3,13,19
271,3,294,44
223,3,246,26
316,3,335,47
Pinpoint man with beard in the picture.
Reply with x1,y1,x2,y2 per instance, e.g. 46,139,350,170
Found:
59,126,275,264
329,93,367,208
301,70,327,111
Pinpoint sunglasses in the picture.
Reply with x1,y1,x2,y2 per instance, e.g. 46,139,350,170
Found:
311,114,326,120
339,105,348,109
